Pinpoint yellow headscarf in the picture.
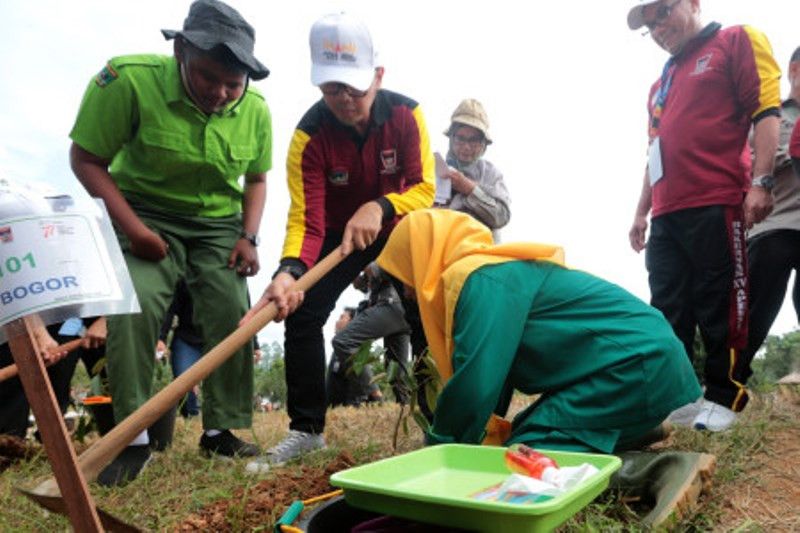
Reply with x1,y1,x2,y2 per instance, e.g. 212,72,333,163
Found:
376,209,565,382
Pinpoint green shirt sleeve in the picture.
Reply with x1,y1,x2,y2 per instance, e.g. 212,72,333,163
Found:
70,61,137,160
244,89,272,176
427,266,530,445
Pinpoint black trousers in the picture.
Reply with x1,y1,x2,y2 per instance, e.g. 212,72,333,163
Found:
743,229,800,378
646,205,750,411
0,324,104,438
284,235,386,433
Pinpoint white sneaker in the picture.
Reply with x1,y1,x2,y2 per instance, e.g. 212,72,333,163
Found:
692,400,737,432
666,398,703,427
245,430,326,474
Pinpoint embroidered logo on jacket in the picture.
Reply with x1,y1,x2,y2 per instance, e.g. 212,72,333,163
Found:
380,149,399,175
690,54,713,76
328,169,349,186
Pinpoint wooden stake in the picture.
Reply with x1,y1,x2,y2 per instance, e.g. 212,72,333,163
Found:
5,315,103,532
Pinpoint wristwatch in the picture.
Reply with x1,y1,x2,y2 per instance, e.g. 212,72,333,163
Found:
752,174,775,192
240,231,260,247
274,264,304,280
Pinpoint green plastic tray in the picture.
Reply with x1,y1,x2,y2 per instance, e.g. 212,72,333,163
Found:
330,444,621,532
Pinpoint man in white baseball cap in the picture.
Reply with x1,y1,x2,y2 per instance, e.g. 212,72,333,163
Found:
627,0,665,31
626,0,781,432
244,12,434,471
309,12,377,93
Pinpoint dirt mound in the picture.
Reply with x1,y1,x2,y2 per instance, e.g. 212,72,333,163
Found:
177,452,356,532
0,435,36,473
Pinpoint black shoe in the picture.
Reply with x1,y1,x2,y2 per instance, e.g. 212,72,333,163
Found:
97,445,151,487
199,430,259,458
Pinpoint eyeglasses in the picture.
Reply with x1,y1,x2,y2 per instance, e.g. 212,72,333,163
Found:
452,134,485,147
320,82,369,98
643,0,681,31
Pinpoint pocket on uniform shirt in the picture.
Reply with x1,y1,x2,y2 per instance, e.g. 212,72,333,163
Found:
140,128,188,152
226,144,254,176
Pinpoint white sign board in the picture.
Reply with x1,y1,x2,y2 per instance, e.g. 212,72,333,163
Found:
0,212,126,327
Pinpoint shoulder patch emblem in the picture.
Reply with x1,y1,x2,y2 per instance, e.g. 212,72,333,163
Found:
94,62,119,87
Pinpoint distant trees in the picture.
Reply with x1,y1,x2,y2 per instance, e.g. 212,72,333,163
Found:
252,339,400,410
254,341,287,405
252,326,800,410
750,330,800,388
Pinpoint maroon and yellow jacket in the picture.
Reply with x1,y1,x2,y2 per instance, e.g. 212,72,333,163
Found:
647,23,781,218
280,89,435,271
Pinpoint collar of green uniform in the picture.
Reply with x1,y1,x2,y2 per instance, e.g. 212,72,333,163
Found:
162,57,242,117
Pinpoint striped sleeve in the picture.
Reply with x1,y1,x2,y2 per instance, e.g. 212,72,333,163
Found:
383,105,435,214
738,26,781,121
281,128,326,269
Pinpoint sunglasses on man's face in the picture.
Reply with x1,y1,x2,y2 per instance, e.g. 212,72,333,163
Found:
644,0,681,31
319,82,369,98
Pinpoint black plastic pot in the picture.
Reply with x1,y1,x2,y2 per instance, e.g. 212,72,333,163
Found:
297,496,379,532
86,403,115,435
297,496,474,532
147,404,177,451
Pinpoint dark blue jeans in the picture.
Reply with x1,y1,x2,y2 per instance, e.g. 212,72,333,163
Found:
170,336,201,417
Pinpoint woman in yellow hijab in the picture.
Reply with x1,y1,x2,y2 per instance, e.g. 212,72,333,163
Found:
376,209,701,453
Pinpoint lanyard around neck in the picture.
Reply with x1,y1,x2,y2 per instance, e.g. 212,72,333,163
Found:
649,57,676,138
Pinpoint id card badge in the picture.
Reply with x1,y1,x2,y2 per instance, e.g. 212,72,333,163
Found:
648,137,664,186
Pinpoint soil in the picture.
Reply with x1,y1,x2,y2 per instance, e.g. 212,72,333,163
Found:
713,409,800,532
176,452,356,532
176,397,800,532
0,435,35,473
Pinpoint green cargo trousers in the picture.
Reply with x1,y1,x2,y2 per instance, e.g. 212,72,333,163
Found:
106,204,253,430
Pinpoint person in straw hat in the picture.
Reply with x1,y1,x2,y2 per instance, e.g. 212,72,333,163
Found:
437,99,510,242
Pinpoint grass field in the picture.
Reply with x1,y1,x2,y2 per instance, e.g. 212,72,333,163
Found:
1,391,798,532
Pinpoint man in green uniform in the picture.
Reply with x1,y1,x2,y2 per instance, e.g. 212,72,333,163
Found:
69,0,271,486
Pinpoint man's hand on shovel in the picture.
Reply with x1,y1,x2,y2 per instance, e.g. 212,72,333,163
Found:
21,246,349,531
243,272,304,324
0,336,85,384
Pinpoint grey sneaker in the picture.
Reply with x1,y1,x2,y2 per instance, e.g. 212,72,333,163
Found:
692,400,737,432
244,430,326,474
666,398,703,427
